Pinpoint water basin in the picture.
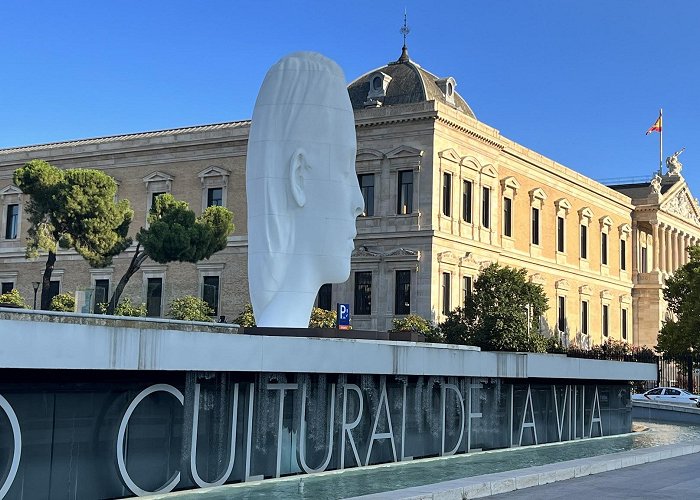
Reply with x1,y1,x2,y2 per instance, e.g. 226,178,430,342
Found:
155,421,700,499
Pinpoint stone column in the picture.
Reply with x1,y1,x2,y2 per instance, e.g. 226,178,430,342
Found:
631,221,638,274
671,228,678,272
683,233,691,265
665,225,673,273
652,222,660,272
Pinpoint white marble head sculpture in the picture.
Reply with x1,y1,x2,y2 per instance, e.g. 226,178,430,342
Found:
246,52,364,328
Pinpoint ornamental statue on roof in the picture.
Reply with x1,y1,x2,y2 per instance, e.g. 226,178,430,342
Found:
666,147,685,176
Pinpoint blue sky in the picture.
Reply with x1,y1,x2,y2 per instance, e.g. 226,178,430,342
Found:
1,1,699,193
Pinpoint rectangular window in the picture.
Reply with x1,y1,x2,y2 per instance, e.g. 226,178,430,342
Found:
93,279,110,313
622,308,628,340
202,276,220,316
397,171,413,215
620,239,626,270
557,216,565,252
207,187,223,207
581,300,589,336
354,271,372,315
641,246,648,273
358,174,375,216
146,277,163,317
442,173,452,217
48,280,60,304
395,270,411,315
462,180,473,223
317,283,332,311
481,187,490,228
503,197,512,237
601,232,608,265
558,296,566,333
151,192,166,209
1,282,13,294
5,204,18,239
531,207,540,245
602,304,609,337
463,276,473,306
580,225,588,259
442,272,451,315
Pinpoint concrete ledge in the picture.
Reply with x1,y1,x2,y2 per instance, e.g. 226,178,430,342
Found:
0,309,656,379
348,441,700,499
633,400,700,424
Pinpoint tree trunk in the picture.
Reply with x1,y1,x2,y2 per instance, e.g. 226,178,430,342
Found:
40,250,57,310
106,243,147,315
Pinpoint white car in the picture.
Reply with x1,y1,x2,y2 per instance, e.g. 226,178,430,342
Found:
632,387,700,406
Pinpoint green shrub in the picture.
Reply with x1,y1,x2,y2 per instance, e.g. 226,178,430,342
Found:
50,292,75,312
391,314,443,342
112,297,146,317
309,307,337,328
0,289,26,308
233,303,256,327
168,295,214,322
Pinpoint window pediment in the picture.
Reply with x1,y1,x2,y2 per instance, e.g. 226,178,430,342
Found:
579,207,593,220
529,187,547,202
143,171,174,184
555,198,572,211
198,166,230,180
501,176,521,192
356,148,385,162
386,145,423,159
438,148,461,164
599,216,613,228
0,185,22,197
481,164,497,178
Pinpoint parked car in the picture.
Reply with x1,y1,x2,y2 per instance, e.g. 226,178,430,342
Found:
632,387,700,406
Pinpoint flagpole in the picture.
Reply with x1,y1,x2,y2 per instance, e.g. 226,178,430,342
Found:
659,108,663,175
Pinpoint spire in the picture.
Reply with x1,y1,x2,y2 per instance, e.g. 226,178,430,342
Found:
398,9,410,63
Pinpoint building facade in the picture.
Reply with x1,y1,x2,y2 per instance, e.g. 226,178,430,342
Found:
1,48,698,347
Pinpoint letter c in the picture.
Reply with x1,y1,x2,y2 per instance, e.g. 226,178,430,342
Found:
116,384,184,496
0,394,21,499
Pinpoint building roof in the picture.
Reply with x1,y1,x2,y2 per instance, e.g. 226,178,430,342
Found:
0,120,250,155
347,47,476,118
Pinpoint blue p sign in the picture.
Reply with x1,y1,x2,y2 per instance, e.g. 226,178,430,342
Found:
337,303,350,329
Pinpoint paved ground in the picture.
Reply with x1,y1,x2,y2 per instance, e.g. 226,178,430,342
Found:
492,451,700,499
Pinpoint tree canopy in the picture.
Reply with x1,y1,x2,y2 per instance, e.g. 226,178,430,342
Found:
106,193,234,313
440,263,550,352
13,160,133,309
657,245,700,356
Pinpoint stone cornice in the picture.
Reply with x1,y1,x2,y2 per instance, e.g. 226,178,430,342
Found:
434,115,505,149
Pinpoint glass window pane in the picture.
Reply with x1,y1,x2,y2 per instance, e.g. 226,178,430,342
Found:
354,272,372,315
503,198,512,237
202,276,219,316
481,187,490,228
463,181,472,223
395,270,411,315
5,204,19,239
358,174,374,216
93,279,110,313
207,187,223,207
146,278,163,317
397,171,413,215
317,283,332,311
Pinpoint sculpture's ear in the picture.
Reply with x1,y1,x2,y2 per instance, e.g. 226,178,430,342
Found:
289,148,308,207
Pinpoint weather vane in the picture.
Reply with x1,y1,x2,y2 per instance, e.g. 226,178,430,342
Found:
400,9,410,48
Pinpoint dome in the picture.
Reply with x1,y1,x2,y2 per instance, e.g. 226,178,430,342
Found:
347,47,476,119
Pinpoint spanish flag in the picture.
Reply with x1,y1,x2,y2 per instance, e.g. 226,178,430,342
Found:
646,115,662,135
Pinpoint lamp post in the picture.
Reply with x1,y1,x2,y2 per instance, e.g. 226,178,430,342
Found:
32,282,40,310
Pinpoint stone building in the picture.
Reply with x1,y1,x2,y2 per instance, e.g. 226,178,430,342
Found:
1,47,698,347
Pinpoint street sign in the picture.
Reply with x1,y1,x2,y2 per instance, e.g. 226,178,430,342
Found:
337,303,350,330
